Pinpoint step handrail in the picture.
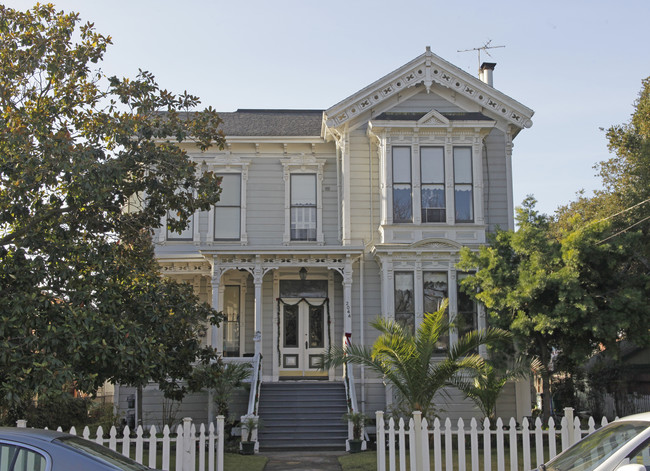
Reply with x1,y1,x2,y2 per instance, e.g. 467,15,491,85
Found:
246,352,262,416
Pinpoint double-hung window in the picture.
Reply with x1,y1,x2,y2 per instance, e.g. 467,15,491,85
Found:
394,272,415,333
456,273,478,341
423,271,449,352
290,174,317,241
222,285,241,357
392,146,412,223
214,173,241,240
453,147,474,222
420,146,446,223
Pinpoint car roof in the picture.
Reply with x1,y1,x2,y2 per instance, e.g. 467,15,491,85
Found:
616,412,650,422
0,427,72,443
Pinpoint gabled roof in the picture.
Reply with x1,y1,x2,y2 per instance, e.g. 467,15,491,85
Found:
324,47,534,131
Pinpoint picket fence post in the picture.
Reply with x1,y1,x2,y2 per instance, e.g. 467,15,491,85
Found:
564,407,575,447
217,415,225,471
376,411,386,471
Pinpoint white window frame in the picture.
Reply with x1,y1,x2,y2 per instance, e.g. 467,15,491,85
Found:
207,158,249,245
213,173,242,241
386,141,481,226
281,155,325,245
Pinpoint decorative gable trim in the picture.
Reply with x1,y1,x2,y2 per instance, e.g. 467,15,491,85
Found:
325,47,533,131
417,109,450,126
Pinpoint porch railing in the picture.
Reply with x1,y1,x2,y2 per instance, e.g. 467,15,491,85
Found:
343,334,365,450
246,352,262,416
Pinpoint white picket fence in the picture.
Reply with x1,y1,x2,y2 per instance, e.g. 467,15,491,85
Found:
376,408,610,471
18,416,225,471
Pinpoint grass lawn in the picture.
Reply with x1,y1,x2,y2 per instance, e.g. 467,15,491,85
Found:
339,451,376,471
224,452,268,471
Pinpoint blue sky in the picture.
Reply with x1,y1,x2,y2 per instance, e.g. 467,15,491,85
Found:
5,0,649,216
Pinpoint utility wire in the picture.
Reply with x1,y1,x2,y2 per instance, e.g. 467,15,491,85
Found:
597,214,650,244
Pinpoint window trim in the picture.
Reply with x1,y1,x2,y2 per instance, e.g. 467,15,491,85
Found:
213,173,242,241
165,212,195,241
290,173,317,241
206,159,249,245
392,146,413,223
453,146,474,223
420,146,446,223
281,155,325,245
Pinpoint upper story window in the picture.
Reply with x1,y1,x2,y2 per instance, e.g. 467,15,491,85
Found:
392,146,413,223
214,173,241,240
290,174,317,241
282,155,325,245
453,147,473,223
385,139,480,227
420,146,445,223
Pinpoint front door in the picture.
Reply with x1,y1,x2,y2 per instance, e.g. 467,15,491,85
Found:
280,301,327,377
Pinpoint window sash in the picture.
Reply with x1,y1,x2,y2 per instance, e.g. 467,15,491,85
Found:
423,271,448,352
166,214,194,240
454,147,473,222
223,285,241,357
214,174,241,240
290,174,316,240
456,273,478,339
393,147,413,223
394,271,414,333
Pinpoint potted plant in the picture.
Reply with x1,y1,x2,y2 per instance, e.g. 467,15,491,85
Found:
240,415,261,455
343,411,366,453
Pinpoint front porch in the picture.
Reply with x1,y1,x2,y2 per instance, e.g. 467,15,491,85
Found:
157,248,365,426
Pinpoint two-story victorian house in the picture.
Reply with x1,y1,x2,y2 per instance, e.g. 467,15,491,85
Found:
115,47,534,449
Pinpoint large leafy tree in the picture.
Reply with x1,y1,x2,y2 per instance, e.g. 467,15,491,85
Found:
458,197,650,420
322,301,510,418
0,4,226,416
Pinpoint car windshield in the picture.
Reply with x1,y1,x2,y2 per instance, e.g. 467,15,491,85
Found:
56,436,150,471
544,421,650,471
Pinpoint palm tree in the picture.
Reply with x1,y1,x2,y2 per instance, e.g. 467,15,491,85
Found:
322,300,511,418
452,356,540,422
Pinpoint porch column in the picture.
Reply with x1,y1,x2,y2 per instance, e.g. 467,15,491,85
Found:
210,261,223,354
209,260,222,425
253,258,263,357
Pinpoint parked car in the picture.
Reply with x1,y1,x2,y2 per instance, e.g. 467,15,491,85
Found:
536,412,650,471
0,427,156,471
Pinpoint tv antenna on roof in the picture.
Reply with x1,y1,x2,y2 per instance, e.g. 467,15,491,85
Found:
458,39,505,71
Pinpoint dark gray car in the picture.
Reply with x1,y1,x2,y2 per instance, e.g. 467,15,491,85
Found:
0,427,155,471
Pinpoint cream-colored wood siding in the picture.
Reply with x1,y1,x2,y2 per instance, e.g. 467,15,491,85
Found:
483,128,509,232
348,127,380,245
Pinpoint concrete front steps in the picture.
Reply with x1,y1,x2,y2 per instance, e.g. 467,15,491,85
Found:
257,381,348,450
